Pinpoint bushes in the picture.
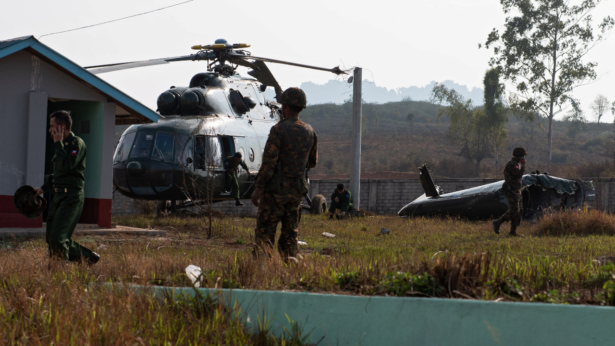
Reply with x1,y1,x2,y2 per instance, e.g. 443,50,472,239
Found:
534,209,615,236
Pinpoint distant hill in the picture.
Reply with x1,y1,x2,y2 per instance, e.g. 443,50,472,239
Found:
300,100,614,179
267,80,485,105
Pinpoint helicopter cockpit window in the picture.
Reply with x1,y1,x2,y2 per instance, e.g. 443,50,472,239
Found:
114,131,136,163
129,131,155,158
151,132,175,161
194,136,222,170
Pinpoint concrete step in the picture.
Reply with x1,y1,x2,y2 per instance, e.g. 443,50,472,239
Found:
0,226,165,237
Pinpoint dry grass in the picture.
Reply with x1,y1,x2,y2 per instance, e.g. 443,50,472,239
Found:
535,209,615,236
3,211,615,342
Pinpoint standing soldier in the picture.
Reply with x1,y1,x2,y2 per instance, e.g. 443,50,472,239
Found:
493,147,527,237
223,152,249,206
35,111,100,265
328,183,354,219
251,87,317,261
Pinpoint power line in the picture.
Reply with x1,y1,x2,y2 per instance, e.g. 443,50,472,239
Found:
39,0,194,39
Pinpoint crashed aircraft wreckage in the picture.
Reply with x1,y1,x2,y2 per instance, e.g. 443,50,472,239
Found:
398,165,595,220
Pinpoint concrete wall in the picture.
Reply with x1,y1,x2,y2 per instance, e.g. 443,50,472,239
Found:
136,285,615,346
111,176,615,217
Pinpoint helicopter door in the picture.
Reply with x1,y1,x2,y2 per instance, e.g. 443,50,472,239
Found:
218,136,235,160
233,137,251,195
194,136,222,170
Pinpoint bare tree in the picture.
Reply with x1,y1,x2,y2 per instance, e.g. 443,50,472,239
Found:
591,94,610,123
563,98,587,145
177,126,222,239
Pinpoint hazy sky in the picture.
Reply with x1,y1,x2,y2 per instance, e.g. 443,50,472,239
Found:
2,0,614,120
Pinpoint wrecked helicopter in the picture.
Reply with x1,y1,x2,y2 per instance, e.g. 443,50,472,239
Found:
398,165,595,220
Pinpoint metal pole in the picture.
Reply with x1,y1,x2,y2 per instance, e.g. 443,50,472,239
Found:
350,68,362,210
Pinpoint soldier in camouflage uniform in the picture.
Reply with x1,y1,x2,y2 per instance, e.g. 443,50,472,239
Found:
493,147,527,237
223,152,249,206
251,87,318,260
35,111,100,265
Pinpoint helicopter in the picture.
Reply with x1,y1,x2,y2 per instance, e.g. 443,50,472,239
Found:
398,165,595,220
87,39,345,214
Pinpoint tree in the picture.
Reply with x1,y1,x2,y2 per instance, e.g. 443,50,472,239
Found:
431,84,492,175
407,112,415,132
483,0,614,168
483,68,508,166
563,98,587,144
611,100,615,120
590,94,609,123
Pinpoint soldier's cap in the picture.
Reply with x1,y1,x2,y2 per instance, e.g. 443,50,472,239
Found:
513,147,527,157
278,87,307,108
337,183,344,190
13,185,46,219
234,152,242,158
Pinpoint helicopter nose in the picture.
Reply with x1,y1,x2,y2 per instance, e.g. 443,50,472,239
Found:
126,161,145,177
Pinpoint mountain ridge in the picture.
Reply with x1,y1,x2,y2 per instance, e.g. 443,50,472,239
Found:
264,79,485,105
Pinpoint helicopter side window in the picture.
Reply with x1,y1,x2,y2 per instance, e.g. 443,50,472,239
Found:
151,132,175,161
194,136,222,170
130,131,155,158
181,138,193,167
175,134,190,164
114,131,136,163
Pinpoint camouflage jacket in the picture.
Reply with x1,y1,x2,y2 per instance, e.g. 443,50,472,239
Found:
503,158,524,191
223,156,248,173
255,116,318,189
42,132,86,192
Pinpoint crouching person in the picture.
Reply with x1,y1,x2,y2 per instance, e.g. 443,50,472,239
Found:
329,184,354,220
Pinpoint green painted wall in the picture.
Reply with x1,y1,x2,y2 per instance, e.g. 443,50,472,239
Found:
46,101,104,198
130,286,615,346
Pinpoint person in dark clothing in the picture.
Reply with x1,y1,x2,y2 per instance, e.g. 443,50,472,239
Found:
493,147,527,237
251,87,318,260
35,110,100,265
329,184,354,219
223,152,249,206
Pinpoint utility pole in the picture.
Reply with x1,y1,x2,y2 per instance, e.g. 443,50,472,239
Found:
350,67,362,209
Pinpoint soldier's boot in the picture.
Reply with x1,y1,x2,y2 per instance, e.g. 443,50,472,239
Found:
493,220,501,235
508,225,522,237
235,198,244,206
87,252,101,266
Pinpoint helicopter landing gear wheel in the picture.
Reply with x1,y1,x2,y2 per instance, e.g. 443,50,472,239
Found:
310,194,327,215
157,200,176,218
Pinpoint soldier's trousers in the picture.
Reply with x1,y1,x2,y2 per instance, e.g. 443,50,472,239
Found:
328,201,354,214
254,183,303,259
225,171,240,199
46,189,93,262
496,188,523,228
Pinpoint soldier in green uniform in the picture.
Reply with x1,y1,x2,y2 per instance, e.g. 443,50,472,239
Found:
35,111,100,264
223,152,249,206
493,147,527,237
328,184,354,219
251,87,318,261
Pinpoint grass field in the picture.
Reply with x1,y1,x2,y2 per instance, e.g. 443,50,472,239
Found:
2,210,615,343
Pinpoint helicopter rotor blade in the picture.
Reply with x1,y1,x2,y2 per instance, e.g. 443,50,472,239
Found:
249,61,283,100
85,55,199,74
227,53,346,75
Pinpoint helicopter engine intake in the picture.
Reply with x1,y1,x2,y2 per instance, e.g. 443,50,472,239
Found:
157,87,187,115
180,87,207,114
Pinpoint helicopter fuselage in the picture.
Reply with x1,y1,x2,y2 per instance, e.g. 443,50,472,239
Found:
112,72,281,202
